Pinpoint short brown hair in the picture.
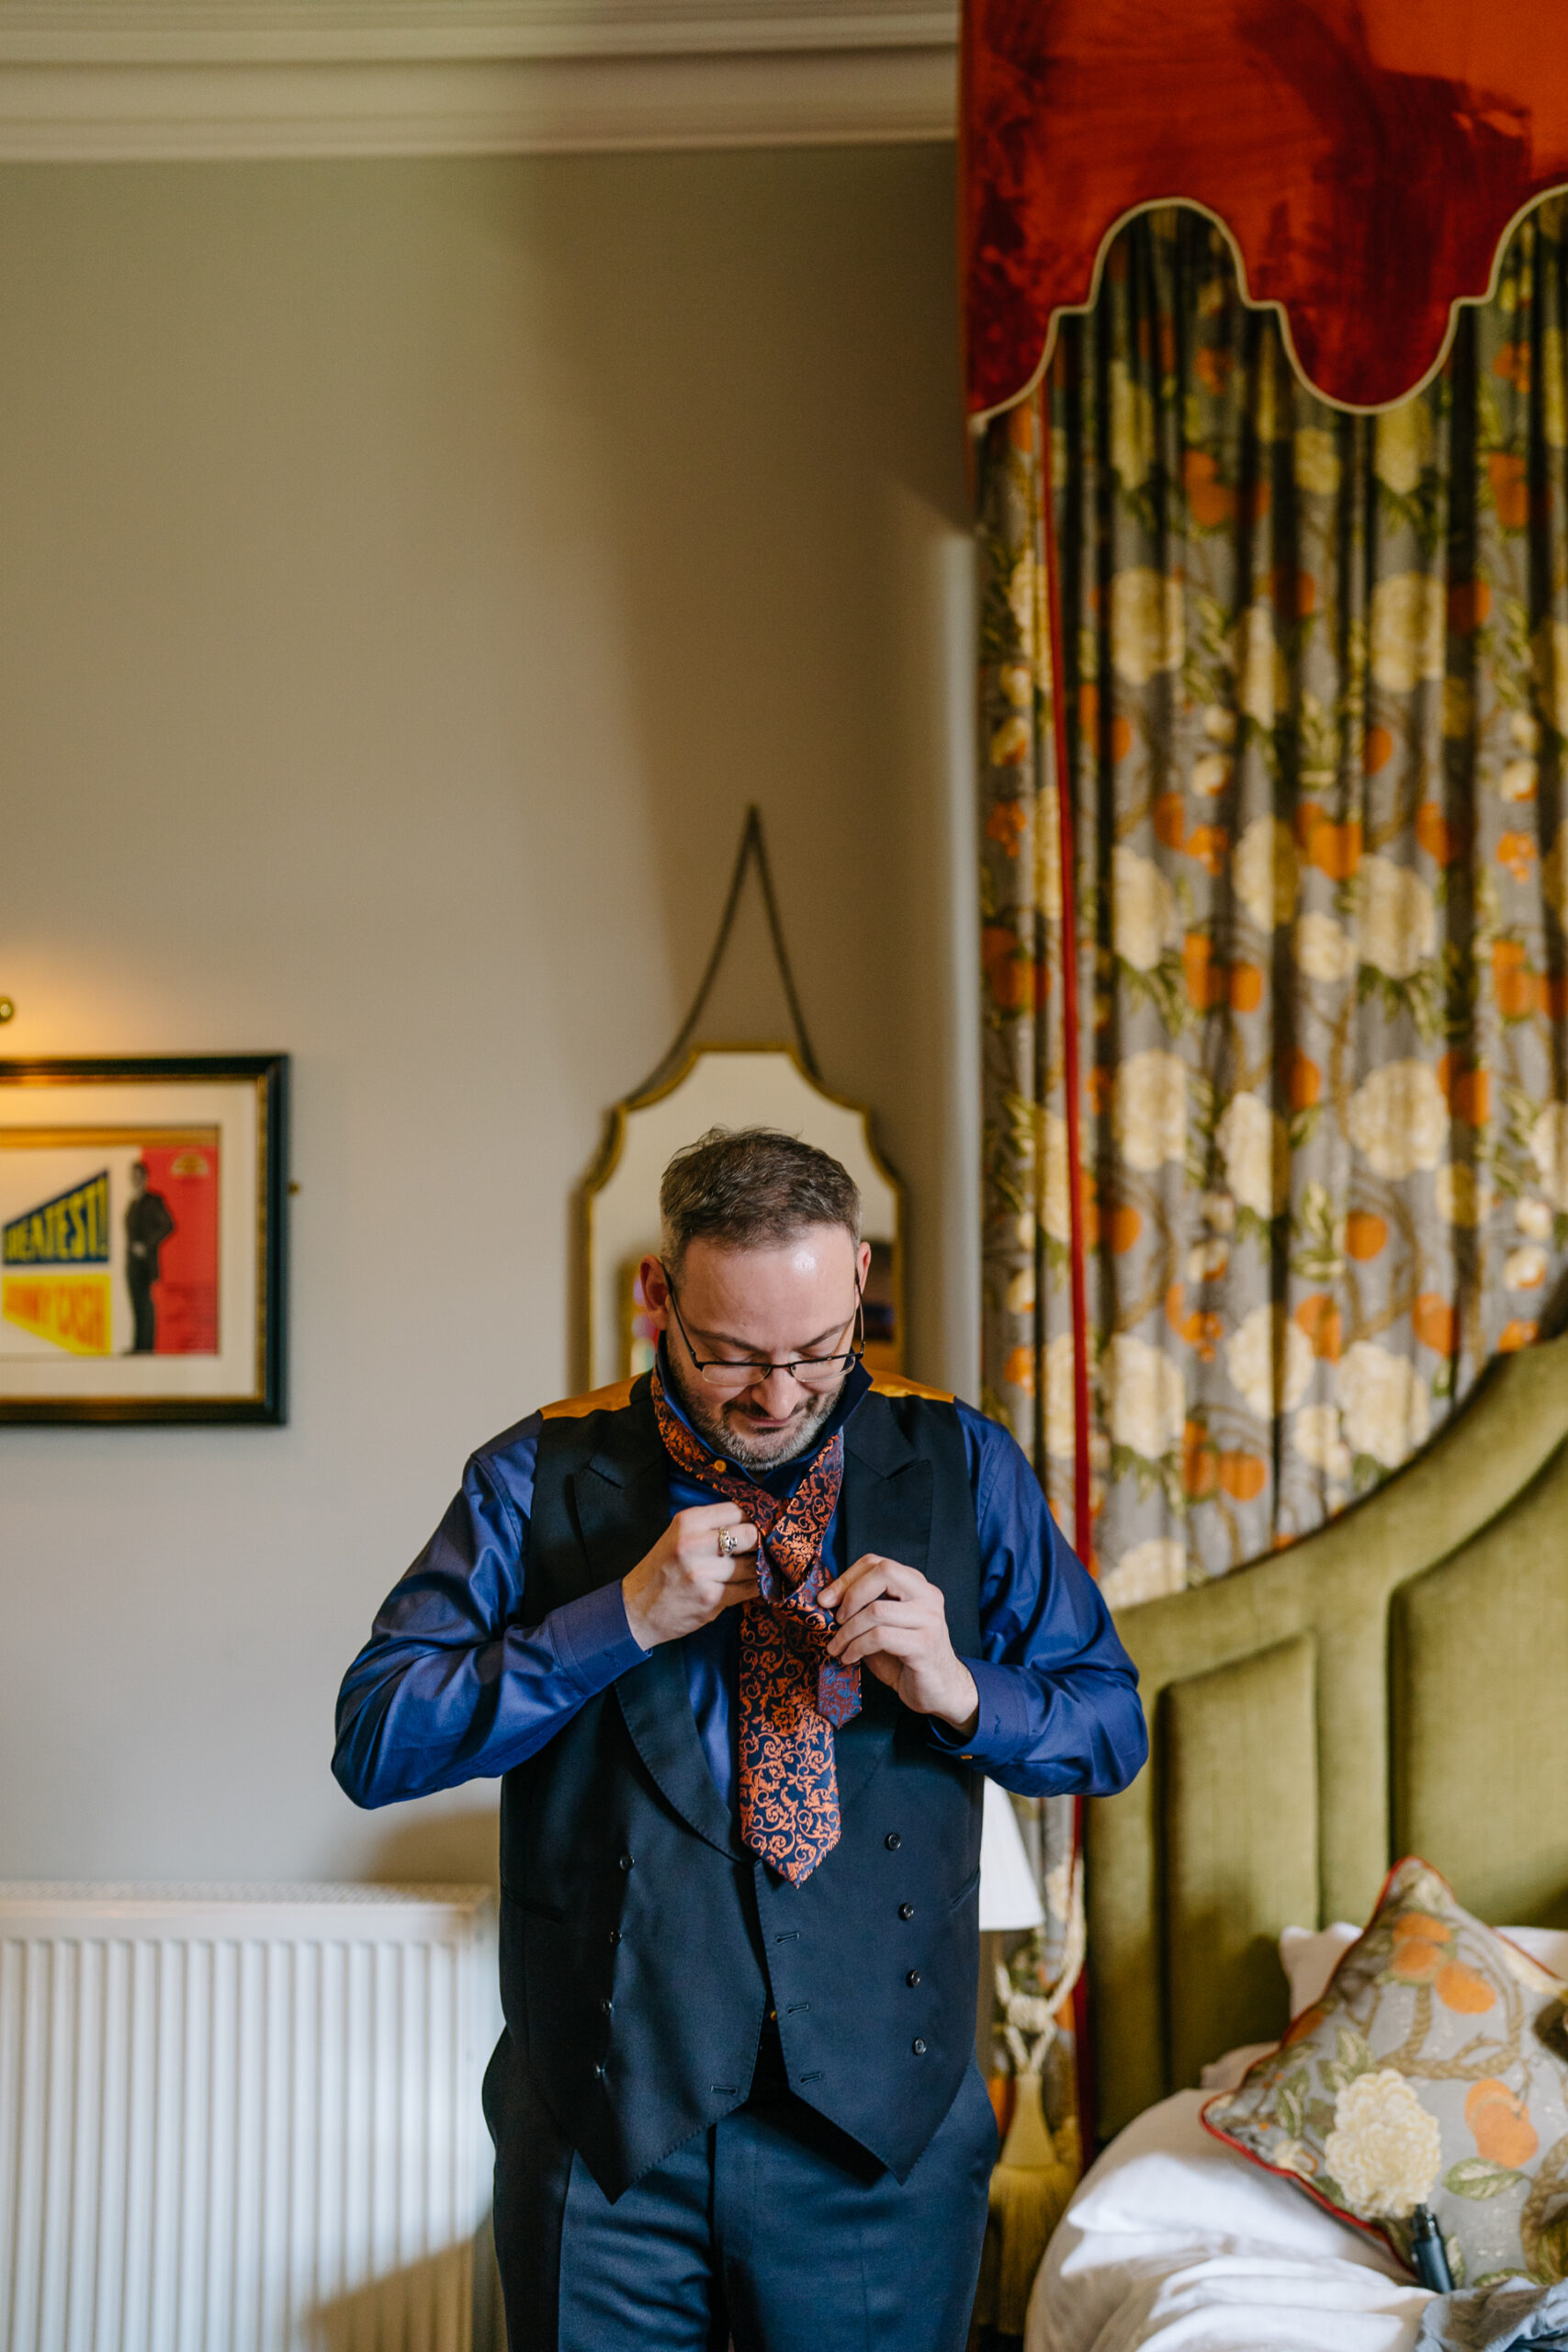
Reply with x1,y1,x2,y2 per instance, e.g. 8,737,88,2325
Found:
659,1127,861,1275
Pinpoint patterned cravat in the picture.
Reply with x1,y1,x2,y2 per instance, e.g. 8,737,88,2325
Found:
650,1369,860,1884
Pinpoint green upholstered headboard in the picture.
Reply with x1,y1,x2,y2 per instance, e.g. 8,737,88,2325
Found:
1087,1330,1568,2143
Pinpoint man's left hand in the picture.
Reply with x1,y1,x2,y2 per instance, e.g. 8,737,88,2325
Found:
820,1555,979,1736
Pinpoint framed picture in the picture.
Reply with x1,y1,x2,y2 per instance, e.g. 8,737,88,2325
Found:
0,1056,288,1424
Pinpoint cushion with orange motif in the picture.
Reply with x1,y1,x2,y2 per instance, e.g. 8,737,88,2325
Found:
1201,1857,1568,2290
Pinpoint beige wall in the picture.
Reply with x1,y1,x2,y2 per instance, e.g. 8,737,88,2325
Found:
0,146,976,1883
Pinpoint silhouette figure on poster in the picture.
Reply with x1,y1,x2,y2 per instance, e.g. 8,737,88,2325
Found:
124,1161,175,1353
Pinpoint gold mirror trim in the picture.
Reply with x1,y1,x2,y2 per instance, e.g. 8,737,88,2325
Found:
580,1041,905,1393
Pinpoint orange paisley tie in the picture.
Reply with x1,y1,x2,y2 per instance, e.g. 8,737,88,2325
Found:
651,1370,859,1884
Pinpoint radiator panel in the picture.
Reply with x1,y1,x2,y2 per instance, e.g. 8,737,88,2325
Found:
0,1884,501,2352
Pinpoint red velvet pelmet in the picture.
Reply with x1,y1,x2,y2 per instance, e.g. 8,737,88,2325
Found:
964,0,1568,419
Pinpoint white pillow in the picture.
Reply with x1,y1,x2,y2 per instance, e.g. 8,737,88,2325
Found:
1278,1919,1568,2016
1279,1921,1361,2013
1497,1923,1568,1978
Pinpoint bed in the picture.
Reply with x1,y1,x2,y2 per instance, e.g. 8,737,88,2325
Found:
1027,1328,1568,2351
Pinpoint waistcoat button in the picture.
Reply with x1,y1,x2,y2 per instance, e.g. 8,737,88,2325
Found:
601,1996,614,2015
906,1970,920,1987
608,1928,622,1945
912,2039,927,2056
885,1832,902,1850
619,1853,636,1871
898,1903,915,1920
594,2063,605,2077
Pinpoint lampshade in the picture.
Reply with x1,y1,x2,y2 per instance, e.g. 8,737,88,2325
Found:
979,1775,1046,1932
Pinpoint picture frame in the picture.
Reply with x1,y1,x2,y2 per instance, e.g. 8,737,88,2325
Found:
0,1056,288,1424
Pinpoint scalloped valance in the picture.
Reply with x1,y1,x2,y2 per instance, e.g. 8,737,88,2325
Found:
963,0,1568,421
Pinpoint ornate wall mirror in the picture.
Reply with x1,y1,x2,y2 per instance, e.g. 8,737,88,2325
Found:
581,813,903,1387
582,1044,903,1388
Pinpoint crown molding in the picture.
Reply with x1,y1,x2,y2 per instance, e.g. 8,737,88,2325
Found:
0,1,960,156
0,1,960,62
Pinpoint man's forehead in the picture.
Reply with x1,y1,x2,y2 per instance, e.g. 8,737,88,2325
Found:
683,1227,854,1278
679,1228,856,1324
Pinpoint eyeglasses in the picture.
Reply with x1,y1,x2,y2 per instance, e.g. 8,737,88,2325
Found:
660,1265,864,1395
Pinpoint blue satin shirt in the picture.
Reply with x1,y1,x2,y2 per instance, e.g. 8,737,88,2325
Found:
333,1360,1146,1812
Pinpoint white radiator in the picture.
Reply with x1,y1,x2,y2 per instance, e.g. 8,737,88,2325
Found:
0,1883,505,2352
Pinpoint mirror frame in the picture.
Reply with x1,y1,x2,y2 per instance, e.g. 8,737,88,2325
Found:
581,1042,905,1391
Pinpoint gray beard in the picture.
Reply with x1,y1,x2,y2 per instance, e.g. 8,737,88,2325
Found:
666,1359,846,1471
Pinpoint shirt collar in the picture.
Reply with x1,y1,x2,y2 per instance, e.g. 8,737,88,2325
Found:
654,1340,871,1498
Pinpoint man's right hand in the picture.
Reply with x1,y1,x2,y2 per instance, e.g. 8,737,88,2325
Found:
622,1504,761,1650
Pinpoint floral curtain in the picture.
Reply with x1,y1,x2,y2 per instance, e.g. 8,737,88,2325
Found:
976,197,1568,2205
976,386,1094,2234
982,196,1568,1601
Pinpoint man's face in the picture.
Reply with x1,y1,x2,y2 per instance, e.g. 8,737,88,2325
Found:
130,1164,147,1194
641,1225,869,1471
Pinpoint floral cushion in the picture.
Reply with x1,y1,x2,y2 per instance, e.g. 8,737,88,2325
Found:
1202,1858,1568,2288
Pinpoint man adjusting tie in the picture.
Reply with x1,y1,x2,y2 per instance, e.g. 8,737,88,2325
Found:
333,1126,1145,2351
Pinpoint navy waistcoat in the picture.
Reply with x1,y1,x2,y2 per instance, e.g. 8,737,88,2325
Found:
497,1372,985,2201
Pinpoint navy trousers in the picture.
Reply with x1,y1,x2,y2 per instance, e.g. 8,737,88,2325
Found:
486,2031,997,2352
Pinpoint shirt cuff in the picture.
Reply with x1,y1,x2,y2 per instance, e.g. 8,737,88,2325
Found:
927,1657,1030,1766
548,1579,649,1696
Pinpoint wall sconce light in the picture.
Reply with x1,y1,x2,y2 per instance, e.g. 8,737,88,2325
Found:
0,999,14,1024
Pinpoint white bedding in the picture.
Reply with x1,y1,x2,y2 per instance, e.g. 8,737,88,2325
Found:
1023,2091,1432,2352
1021,1920,1568,2351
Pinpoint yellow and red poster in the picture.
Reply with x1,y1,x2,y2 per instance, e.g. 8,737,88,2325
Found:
1,1132,220,1361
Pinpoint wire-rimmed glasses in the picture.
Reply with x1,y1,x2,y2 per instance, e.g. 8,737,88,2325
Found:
660,1265,864,1395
